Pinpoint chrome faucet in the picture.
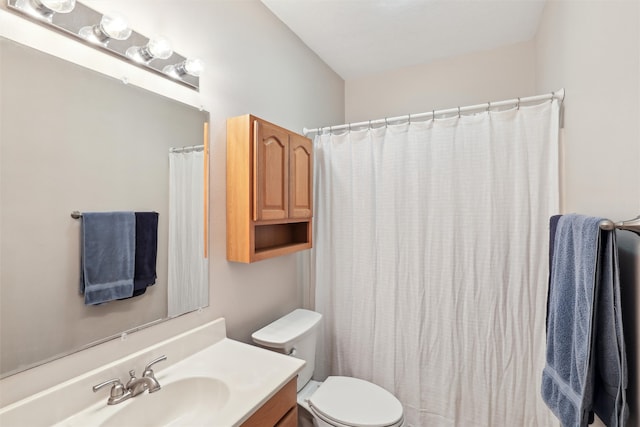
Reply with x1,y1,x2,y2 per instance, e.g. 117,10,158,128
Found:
93,355,167,404
126,355,167,396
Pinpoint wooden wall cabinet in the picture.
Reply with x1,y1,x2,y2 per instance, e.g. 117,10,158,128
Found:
240,377,298,427
227,115,313,263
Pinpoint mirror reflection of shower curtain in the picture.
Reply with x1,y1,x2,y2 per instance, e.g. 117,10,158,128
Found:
313,101,560,426
168,148,208,318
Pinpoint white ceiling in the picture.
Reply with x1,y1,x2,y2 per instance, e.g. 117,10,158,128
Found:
261,0,547,80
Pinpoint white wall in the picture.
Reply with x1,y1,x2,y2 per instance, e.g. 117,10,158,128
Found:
535,0,639,218
535,1,640,425
345,40,536,123
0,0,343,406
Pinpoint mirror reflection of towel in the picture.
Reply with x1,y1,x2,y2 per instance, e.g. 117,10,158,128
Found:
132,212,159,297
81,212,135,305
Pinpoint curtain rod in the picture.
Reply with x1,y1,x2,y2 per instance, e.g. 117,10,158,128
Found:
303,88,565,137
169,144,204,153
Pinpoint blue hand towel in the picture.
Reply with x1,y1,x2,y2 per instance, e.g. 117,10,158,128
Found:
81,212,135,305
542,214,601,426
132,211,159,297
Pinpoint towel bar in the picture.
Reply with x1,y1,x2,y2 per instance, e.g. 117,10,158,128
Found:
599,215,640,236
70,210,640,234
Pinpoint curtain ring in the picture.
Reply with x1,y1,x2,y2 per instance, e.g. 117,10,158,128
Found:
487,101,491,113
384,117,388,127
457,106,461,118
368,120,372,129
329,125,333,135
517,97,521,110
348,123,352,132
408,113,411,124
432,110,436,121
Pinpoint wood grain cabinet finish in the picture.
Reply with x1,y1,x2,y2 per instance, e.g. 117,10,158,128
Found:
227,115,313,263
240,377,298,427
288,133,313,219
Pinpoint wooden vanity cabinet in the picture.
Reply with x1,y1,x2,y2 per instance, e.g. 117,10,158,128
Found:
240,377,298,427
227,115,313,263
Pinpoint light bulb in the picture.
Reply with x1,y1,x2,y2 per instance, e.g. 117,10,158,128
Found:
147,37,173,60
127,36,173,63
183,58,204,77
163,58,204,79
99,13,131,40
23,0,75,20
79,13,131,44
39,0,75,13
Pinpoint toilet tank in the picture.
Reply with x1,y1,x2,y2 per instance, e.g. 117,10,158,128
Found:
252,309,322,391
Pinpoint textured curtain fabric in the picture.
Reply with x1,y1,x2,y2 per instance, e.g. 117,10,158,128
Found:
168,149,208,318
312,101,560,427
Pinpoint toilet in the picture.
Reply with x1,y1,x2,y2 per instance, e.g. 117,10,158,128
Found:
252,309,405,427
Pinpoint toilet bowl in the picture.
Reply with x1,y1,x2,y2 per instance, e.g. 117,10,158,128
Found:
252,309,405,427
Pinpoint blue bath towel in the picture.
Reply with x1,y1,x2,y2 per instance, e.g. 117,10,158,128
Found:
542,214,628,426
546,214,563,334
591,228,628,426
81,212,135,305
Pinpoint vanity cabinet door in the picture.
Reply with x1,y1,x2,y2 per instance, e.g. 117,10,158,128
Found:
254,120,289,221
275,407,298,427
240,377,297,427
289,133,313,219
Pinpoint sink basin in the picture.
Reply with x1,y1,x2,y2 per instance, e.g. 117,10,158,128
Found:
101,377,230,427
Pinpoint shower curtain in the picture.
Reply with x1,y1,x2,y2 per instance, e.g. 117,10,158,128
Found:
312,101,560,426
168,149,208,318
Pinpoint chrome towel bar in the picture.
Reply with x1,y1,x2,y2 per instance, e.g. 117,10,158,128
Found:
599,215,640,236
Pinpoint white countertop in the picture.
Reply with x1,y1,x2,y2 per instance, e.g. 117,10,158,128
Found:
0,319,305,427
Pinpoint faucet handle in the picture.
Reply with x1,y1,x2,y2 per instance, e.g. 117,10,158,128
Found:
92,378,130,405
143,355,167,377
126,370,137,388
93,378,122,392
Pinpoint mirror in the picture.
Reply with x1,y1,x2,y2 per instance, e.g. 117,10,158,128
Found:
0,37,209,378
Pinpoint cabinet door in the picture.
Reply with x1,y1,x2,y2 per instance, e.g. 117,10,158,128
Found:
254,119,289,221
240,377,297,427
289,133,313,218
275,407,298,427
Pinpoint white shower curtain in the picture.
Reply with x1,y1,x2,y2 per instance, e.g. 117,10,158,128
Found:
168,149,208,318
313,101,560,427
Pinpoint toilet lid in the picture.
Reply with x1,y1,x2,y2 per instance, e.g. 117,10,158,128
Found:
308,376,404,427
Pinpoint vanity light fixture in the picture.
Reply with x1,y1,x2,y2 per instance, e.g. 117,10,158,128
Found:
79,12,132,45
7,0,202,90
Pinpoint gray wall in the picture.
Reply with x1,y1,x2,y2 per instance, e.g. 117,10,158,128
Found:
0,0,344,405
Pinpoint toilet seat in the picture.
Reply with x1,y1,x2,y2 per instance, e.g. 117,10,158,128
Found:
307,376,404,427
